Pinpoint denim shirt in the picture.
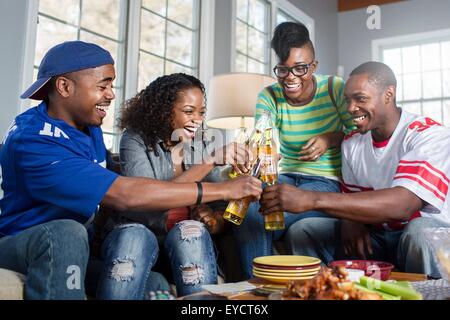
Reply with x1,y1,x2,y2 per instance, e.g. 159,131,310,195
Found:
114,129,229,237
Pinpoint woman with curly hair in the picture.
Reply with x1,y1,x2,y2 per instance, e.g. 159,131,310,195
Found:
116,73,250,297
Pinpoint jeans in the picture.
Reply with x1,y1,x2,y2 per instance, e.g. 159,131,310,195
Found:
232,173,340,279
285,216,449,278
87,223,160,300
164,220,217,296
0,219,89,300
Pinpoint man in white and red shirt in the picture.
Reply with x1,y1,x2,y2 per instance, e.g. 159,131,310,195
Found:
260,61,450,277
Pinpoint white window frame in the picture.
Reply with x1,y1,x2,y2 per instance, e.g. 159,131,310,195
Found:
372,28,450,125
231,0,314,75
21,0,215,152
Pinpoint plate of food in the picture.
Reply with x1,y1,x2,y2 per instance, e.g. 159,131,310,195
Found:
269,266,422,300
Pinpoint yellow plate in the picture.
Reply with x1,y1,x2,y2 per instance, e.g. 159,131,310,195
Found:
253,255,321,267
253,273,316,284
252,267,320,277
253,270,318,278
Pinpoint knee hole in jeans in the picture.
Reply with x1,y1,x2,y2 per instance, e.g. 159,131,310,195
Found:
109,257,136,282
177,220,205,242
180,263,205,285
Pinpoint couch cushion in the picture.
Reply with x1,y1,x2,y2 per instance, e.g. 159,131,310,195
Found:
0,268,25,300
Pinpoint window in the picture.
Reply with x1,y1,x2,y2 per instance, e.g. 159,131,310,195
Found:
138,0,201,91
26,0,208,151
276,9,296,25
35,0,126,150
234,0,270,74
233,0,314,75
373,29,450,127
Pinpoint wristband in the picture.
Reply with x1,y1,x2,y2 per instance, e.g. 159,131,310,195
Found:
196,181,203,205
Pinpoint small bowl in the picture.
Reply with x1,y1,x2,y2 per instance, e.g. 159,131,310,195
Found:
329,260,394,281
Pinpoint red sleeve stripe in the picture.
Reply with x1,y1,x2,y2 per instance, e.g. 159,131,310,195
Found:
396,165,448,196
340,183,355,193
341,182,373,192
399,160,449,183
394,175,446,202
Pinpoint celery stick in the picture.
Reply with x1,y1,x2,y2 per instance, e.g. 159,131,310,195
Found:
360,276,422,300
391,281,414,289
354,283,401,300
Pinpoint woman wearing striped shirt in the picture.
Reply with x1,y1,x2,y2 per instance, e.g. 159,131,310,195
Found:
233,22,355,279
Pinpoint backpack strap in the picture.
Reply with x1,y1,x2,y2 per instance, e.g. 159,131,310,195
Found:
264,85,280,127
266,85,277,108
328,75,338,111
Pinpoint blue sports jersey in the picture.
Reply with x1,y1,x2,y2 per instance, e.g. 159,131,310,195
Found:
0,101,118,237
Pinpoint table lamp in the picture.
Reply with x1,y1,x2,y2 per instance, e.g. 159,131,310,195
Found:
206,73,276,133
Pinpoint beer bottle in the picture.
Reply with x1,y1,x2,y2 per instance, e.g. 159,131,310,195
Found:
223,111,271,225
228,111,270,179
223,158,262,225
260,127,285,231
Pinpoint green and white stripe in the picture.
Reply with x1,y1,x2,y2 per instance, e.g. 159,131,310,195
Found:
255,74,355,179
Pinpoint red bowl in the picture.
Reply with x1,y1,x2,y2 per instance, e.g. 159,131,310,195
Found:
328,260,394,281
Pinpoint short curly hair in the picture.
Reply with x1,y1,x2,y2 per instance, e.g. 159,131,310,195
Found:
119,73,206,153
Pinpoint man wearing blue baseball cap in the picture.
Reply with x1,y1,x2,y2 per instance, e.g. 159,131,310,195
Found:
0,40,262,299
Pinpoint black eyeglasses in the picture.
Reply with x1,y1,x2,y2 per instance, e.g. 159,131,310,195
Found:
273,61,315,78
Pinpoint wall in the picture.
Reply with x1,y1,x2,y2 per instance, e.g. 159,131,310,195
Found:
213,0,233,76
0,0,29,136
288,0,339,75
338,0,450,78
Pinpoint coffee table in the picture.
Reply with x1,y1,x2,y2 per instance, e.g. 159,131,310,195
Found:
181,271,427,300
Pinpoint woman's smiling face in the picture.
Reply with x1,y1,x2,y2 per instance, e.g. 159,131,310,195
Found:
276,46,317,103
170,86,206,142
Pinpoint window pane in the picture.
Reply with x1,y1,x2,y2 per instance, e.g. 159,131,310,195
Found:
421,43,440,71
383,48,402,75
422,71,442,99
236,0,248,22
35,15,78,65
101,99,118,134
39,0,80,25
236,21,247,55
403,73,422,100
396,74,403,101
166,61,193,75
441,41,450,69
401,102,421,116
402,46,420,74
168,0,194,28
103,134,114,151
248,0,266,32
33,68,38,83
248,58,265,74
248,28,266,62
81,0,120,39
277,10,294,25
80,31,119,70
235,53,247,72
422,100,442,122
166,22,194,66
443,100,450,127
138,52,164,91
140,10,165,56
142,0,167,16
277,13,288,25
443,69,450,97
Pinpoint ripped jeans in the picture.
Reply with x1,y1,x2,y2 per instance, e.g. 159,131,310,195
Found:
86,223,161,300
164,220,217,297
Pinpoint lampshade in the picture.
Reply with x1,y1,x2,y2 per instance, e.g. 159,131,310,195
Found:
206,73,276,130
